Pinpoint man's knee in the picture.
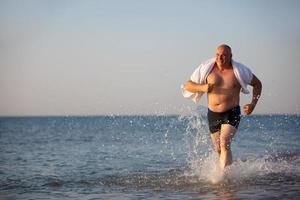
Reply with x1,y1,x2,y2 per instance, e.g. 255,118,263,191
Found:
220,126,235,151
220,141,231,151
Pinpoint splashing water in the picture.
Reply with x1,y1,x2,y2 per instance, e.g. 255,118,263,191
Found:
179,110,225,184
178,112,300,187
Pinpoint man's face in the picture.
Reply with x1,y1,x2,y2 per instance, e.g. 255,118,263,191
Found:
215,47,232,67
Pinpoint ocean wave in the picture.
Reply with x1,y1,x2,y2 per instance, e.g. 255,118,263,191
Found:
94,151,300,190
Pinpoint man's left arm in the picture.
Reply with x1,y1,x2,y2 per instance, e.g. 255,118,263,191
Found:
243,74,262,115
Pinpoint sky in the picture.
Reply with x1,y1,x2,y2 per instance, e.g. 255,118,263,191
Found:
1,0,300,116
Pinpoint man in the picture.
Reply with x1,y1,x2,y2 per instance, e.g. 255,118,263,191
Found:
182,44,262,173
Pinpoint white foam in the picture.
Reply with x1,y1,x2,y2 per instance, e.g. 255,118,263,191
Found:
185,152,300,184
186,152,223,183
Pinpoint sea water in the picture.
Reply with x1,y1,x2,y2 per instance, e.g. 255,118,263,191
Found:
0,114,299,199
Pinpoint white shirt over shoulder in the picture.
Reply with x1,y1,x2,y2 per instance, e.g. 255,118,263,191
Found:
182,58,253,103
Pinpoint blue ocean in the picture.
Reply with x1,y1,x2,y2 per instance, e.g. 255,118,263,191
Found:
0,114,299,199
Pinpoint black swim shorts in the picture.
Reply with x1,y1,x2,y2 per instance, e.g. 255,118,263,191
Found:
207,106,241,133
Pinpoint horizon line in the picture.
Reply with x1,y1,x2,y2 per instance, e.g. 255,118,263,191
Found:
0,113,299,118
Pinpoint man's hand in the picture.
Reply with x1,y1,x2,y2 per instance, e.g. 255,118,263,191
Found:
243,103,255,115
203,83,214,93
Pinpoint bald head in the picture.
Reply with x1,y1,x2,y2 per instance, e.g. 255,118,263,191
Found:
217,44,232,55
215,44,232,68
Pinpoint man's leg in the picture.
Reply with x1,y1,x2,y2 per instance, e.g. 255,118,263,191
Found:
219,124,237,170
210,131,221,155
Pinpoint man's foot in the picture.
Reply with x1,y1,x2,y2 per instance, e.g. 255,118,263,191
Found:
209,169,225,185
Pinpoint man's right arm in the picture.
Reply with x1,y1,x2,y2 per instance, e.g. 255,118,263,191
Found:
184,80,213,93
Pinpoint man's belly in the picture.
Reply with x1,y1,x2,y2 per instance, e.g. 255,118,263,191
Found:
207,92,240,112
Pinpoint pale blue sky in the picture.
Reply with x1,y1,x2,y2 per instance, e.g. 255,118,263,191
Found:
1,0,300,115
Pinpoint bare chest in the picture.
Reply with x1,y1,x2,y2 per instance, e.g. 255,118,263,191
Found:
206,67,240,89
